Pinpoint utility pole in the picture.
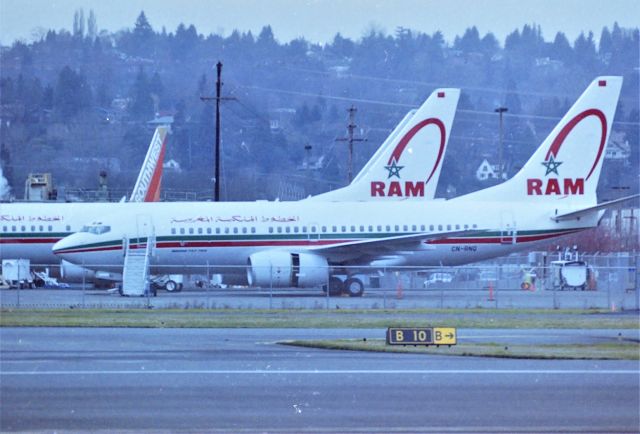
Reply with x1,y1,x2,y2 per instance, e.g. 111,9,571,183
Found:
495,106,508,179
200,61,234,201
336,105,366,183
304,144,313,169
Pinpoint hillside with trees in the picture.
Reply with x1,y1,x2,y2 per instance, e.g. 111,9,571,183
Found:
1,11,638,203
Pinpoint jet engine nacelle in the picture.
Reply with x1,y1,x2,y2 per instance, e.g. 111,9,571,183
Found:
60,260,96,282
60,260,122,284
247,251,328,288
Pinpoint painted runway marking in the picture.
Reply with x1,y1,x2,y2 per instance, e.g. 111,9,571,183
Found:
1,369,637,376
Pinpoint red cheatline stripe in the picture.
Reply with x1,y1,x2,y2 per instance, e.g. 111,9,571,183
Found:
157,239,354,248
54,239,358,255
427,229,582,245
55,229,584,255
0,238,62,244
54,245,122,255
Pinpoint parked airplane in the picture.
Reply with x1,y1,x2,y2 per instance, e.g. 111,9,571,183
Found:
0,126,169,278
0,89,459,281
52,77,632,296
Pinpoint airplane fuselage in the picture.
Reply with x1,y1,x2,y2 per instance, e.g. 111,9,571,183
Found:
50,199,594,281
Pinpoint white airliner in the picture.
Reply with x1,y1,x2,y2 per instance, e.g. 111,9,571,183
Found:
0,126,169,278
0,89,459,279
52,77,633,296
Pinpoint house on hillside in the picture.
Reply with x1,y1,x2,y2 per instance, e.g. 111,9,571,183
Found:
605,131,631,164
163,159,182,173
269,108,296,132
476,158,506,181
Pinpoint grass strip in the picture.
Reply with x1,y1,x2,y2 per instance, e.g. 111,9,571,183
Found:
281,339,640,360
1,308,638,329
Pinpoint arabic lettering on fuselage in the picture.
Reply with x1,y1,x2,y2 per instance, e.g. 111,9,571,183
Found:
262,216,300,223
0,215,63,222
169,215,300,224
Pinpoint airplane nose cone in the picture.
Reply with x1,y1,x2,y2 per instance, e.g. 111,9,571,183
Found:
52,234,82,258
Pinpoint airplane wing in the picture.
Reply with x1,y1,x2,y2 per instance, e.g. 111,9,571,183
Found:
552,194,639,222
308,229,489,263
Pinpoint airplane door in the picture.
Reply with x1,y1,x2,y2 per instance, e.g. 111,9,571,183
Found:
500,211,517,244
135,214,154,248
308,222,320,243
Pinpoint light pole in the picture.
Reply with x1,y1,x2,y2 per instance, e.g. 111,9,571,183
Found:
495,107,508,179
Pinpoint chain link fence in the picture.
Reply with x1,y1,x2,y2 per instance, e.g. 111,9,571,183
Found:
2,253,638,311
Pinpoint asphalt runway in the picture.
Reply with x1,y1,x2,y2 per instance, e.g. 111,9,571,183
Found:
1,327,638,433
2,286,638,310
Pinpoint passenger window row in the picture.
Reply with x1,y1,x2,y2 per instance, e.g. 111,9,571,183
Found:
2,225,68,232
168,223,479,236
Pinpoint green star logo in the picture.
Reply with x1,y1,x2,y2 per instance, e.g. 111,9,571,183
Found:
541,155,563,176
385,158,404,179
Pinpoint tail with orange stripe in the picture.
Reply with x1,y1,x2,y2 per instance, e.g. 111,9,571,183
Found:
129,125,169,202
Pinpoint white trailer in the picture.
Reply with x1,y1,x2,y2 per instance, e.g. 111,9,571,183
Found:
2,259,34,289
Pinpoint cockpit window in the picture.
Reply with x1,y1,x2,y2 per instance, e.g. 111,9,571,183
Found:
80,224,111,235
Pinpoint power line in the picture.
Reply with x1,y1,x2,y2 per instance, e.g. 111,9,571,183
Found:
236,83,640,126
274,64,640,104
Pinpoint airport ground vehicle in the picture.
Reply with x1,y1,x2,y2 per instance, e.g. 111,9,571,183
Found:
2,259,34,289
550,260,593,290
423,272,453,287
151,274,184,292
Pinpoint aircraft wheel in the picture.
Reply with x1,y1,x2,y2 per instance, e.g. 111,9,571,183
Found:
344,277,364,297
324,276,343,296
164,280,178,292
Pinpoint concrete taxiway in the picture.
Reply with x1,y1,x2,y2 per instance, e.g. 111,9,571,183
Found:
1,327,638,432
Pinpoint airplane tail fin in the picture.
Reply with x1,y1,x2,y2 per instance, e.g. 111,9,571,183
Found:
461,77,623,205
309,88,460,201
129,126,169,202
351,109,417,184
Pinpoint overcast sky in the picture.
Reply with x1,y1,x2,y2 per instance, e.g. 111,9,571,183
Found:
0,0,638,46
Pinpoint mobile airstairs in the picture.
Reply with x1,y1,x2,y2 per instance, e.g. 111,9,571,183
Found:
120,235,155,296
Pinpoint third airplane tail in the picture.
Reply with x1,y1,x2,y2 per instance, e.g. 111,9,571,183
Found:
129,125,169,202
459,76,623,208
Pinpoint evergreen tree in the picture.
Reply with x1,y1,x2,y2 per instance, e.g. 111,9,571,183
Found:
73,9,85,38
87,10,97,40
258,25,276,46
53,66,92,119
149,72,164,104
480,33,499,56
133,11,153,41
574,31,597,66
129,66,154,120
330,33,355,58
599,26,613,55
456,26,481,52
550,32,573,63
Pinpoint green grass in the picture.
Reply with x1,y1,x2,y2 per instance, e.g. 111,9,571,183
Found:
1,308,638,329
281,339,640,360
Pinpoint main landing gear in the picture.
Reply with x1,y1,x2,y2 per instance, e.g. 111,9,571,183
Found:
322,276,365,297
